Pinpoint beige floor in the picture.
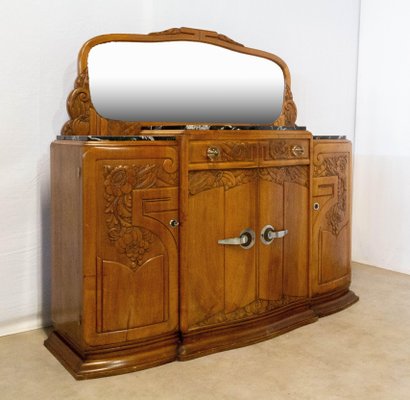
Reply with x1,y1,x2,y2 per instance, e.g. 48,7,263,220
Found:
1,262,410,400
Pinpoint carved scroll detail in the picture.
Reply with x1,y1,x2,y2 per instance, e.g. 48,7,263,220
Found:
207,33,244,47
61,68,144,136
259,166,309,188
150,28,187,36
314,154,349,235
189,169,257,195
216,142,256,162
103,162,177,267
268,140,306,160
150,27,244,47
62,69,91,135
189,166,308,196
193,296,304,328
274,84,297,127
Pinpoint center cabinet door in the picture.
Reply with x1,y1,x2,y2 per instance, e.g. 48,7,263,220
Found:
82,144,179,346
184,165,309,331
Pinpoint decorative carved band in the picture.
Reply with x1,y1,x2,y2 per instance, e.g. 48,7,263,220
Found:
215,142,256,162
313,154,349,235
189,166,308,196
193,296,304,328
268,139,305,160
259,166,309,188
189,169,257,195
103,162,177,268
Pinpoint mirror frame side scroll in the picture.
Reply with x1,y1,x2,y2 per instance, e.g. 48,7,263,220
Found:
61,27,297,136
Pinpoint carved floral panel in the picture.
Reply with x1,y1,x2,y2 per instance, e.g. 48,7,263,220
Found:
313,153,349,235
103,162,177,270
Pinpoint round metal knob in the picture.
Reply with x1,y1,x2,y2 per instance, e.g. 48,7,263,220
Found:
291,145,305,157
207,146,220,161
313,202,320,211
169,219,180,228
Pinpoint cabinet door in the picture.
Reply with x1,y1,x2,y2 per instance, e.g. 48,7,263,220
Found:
258,166,309,303
311,141,352,296
82,145,179,346
184,165,309,331
185,168,258,329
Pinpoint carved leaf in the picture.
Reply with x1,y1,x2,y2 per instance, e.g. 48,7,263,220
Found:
189,169,257,195
259,166,309,187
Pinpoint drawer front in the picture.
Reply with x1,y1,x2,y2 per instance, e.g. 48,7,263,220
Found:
189,141,258,167
261,139,310,162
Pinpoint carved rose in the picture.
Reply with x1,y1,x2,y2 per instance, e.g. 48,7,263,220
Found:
104,167,134,196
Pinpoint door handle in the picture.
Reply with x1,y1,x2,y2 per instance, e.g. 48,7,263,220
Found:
260,225,288,245
218,228,256,249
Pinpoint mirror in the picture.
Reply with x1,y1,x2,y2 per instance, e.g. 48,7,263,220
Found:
87,41,285,125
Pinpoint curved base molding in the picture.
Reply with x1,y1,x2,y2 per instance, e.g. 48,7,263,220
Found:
44,331,179,380
311,289,359,317
179,304,318,361
44,289,358,379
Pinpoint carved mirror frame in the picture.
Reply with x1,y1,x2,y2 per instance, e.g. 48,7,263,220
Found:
62,27,297,136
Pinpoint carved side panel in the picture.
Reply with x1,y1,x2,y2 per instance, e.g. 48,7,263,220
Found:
313,154,349,236
103,162,177,269
93,154,179,340
97,256,166,333
312,142,352,295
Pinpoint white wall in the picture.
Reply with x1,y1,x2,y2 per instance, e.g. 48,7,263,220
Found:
352,0,410,273
0,0,360,336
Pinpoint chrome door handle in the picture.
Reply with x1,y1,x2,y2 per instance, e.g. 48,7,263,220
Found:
218,228,256,249
260,225,288,245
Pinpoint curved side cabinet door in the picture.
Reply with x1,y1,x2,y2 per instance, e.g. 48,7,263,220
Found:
82,143,179,346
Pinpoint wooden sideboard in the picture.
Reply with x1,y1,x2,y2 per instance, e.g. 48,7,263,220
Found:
45,130,358,379
44,27,358,379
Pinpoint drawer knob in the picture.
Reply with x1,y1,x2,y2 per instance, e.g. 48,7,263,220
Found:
207,146,220,161
291,145,305,157
169,219,180,228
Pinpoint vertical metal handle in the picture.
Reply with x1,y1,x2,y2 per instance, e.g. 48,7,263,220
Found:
218,228,256,249
260,225,288,245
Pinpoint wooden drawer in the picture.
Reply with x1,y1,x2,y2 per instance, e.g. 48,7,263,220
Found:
189,140,258,168
261,139,310,162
